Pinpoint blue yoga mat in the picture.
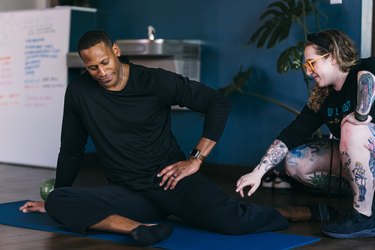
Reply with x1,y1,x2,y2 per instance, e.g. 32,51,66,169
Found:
0,200,319,250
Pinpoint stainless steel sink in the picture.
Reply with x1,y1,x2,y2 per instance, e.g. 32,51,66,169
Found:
115,39,201,57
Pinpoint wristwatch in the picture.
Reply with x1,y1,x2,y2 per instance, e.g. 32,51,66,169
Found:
354,111,368,122
189,148,206,162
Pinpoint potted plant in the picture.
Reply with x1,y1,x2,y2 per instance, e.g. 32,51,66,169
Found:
220,0,326,115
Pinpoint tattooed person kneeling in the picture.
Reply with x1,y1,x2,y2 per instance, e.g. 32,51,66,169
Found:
236,29,375,239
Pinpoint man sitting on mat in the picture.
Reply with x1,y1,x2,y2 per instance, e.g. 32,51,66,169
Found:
20,30,332,246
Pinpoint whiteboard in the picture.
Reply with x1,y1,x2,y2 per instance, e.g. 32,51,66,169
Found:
0,8,70,168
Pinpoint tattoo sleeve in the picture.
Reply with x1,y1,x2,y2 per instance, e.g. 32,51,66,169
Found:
355,72,375,121
257,140,289,172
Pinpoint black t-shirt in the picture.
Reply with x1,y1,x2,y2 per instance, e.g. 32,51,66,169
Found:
277,57,375,150
55,63,231,190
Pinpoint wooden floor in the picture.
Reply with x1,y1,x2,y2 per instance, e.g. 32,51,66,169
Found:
0,160,374,250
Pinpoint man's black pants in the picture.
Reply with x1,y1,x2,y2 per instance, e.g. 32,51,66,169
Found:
45,172,289,235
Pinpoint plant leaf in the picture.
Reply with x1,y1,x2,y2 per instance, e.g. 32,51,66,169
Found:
268,0,292,15
276,43,304,73
249,0,315,48
267,19,292,48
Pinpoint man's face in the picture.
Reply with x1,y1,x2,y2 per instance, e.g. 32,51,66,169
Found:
79,42,122,91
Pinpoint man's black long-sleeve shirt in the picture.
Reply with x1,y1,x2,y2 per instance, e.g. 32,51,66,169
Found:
55,63,231,190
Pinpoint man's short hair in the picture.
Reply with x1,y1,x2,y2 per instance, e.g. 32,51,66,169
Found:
77,30,113,54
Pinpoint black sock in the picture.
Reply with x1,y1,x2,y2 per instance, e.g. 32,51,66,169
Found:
130,222,173,246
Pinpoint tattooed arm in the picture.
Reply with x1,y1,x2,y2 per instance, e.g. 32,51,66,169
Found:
355,71,375,122
235,140,289,197
342,71,375,126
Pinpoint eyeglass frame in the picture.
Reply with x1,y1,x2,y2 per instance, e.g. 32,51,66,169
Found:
303,53,330,72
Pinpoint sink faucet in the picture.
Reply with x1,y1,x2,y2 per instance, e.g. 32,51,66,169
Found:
148,25,155,41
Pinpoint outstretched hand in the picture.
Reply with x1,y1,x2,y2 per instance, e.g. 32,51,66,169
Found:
157,158,201,190
19,201,46,213
235,170,264,198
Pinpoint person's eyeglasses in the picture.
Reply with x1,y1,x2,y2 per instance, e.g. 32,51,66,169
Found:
303,53,330,72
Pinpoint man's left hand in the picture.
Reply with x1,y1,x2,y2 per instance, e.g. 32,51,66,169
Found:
157,159,201,190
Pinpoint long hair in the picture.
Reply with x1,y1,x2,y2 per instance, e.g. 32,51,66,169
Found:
306,29,358,111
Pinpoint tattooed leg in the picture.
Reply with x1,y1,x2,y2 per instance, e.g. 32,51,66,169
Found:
352,162,367,203
304,171,351,194
340,122,375,216
367,125,375,189
285,138,347,192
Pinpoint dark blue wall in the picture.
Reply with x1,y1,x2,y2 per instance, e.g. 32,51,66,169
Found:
89,0,362,166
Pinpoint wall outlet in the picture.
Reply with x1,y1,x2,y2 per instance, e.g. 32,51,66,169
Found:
330,0,342,4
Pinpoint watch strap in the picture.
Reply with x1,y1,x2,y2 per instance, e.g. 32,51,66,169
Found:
190,148,206,162
195,153,206,162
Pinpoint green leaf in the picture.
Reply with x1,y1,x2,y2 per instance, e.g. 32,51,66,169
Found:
286,0,296,10
236,0,327,116
260,9,284,20
268,0,291,14
267,23,284,48
249,0,305,48
276,44,304,73
253,22,275,48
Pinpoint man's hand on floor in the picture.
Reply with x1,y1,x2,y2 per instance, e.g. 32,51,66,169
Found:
19,201,46,213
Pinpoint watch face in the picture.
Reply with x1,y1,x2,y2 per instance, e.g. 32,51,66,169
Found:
190,149,200,158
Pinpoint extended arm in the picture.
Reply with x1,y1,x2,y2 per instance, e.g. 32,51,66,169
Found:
236,139,289,197
19,85,87,213
54,84,88,188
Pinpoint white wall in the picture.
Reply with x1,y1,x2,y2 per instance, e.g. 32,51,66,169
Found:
361,0,373,57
